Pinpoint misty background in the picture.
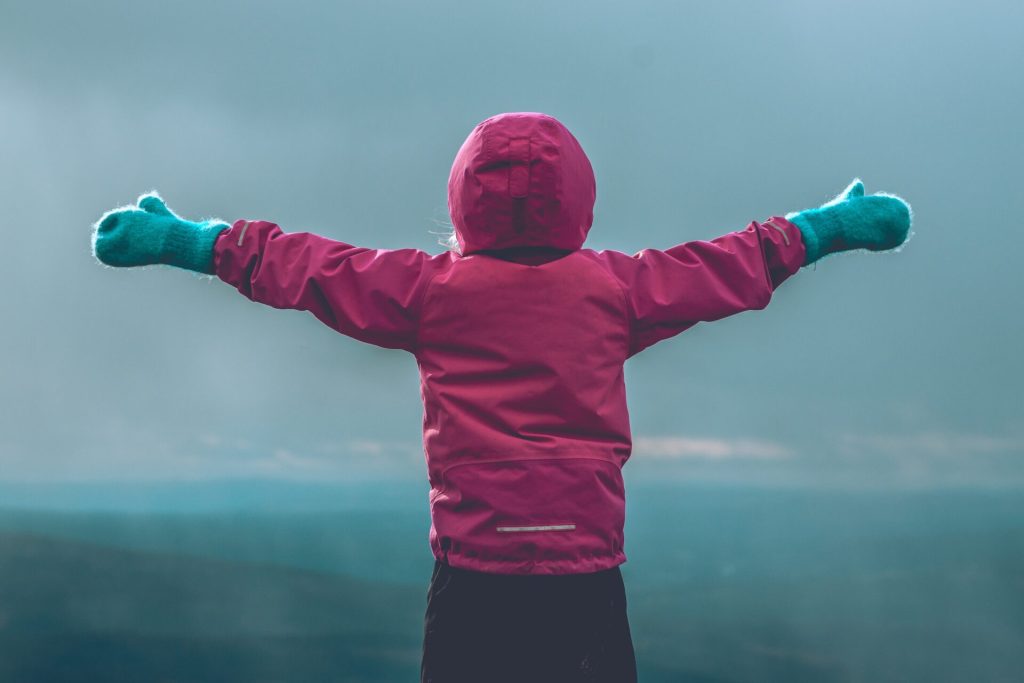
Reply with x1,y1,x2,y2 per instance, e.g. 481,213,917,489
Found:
1,0,1022,488
1,1,1022,681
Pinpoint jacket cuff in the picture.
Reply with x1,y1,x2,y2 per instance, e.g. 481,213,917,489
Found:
759,216,808,285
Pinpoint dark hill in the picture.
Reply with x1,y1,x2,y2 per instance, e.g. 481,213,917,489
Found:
0,531,424,682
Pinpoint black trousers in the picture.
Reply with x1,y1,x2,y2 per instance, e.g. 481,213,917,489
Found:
421,560,637,683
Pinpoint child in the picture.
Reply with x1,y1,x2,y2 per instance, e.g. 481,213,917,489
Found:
92,112,912,682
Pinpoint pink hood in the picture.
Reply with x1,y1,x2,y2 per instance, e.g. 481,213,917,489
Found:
447,112,597,254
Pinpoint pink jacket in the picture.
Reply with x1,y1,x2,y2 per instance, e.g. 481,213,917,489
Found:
213,112,806,575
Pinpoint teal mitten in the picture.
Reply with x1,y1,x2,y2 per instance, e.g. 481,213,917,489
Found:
786,179,913,266
92,193,229,274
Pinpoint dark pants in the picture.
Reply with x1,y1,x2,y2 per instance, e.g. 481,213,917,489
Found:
421,560,637,683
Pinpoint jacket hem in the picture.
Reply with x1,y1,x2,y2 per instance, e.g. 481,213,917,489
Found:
437,550,627,576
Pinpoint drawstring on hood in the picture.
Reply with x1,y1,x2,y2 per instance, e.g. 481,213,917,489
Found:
447,112,597,254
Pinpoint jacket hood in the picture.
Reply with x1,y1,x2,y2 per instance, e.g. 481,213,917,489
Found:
447,112,596,254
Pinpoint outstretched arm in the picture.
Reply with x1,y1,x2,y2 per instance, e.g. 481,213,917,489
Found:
213,219,440,350
92,193,443,351
598,215,805,356
597,179,913,356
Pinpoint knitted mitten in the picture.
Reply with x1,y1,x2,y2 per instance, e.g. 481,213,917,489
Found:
92,193,229,274
786,179,913,266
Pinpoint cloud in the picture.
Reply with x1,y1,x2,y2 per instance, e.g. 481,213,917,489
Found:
0,429,425,483
836,431,1024,458
632,436,793,460
313,439,421,459
185,438,424,480
819,430,1024,490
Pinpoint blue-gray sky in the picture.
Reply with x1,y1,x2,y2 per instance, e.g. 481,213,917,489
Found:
1,0,1022,488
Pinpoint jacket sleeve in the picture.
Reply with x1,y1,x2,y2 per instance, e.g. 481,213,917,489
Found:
598,216,806,357
212,219,444,352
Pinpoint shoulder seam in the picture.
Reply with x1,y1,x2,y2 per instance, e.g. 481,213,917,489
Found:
411,253,450,355
579,250,635,358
